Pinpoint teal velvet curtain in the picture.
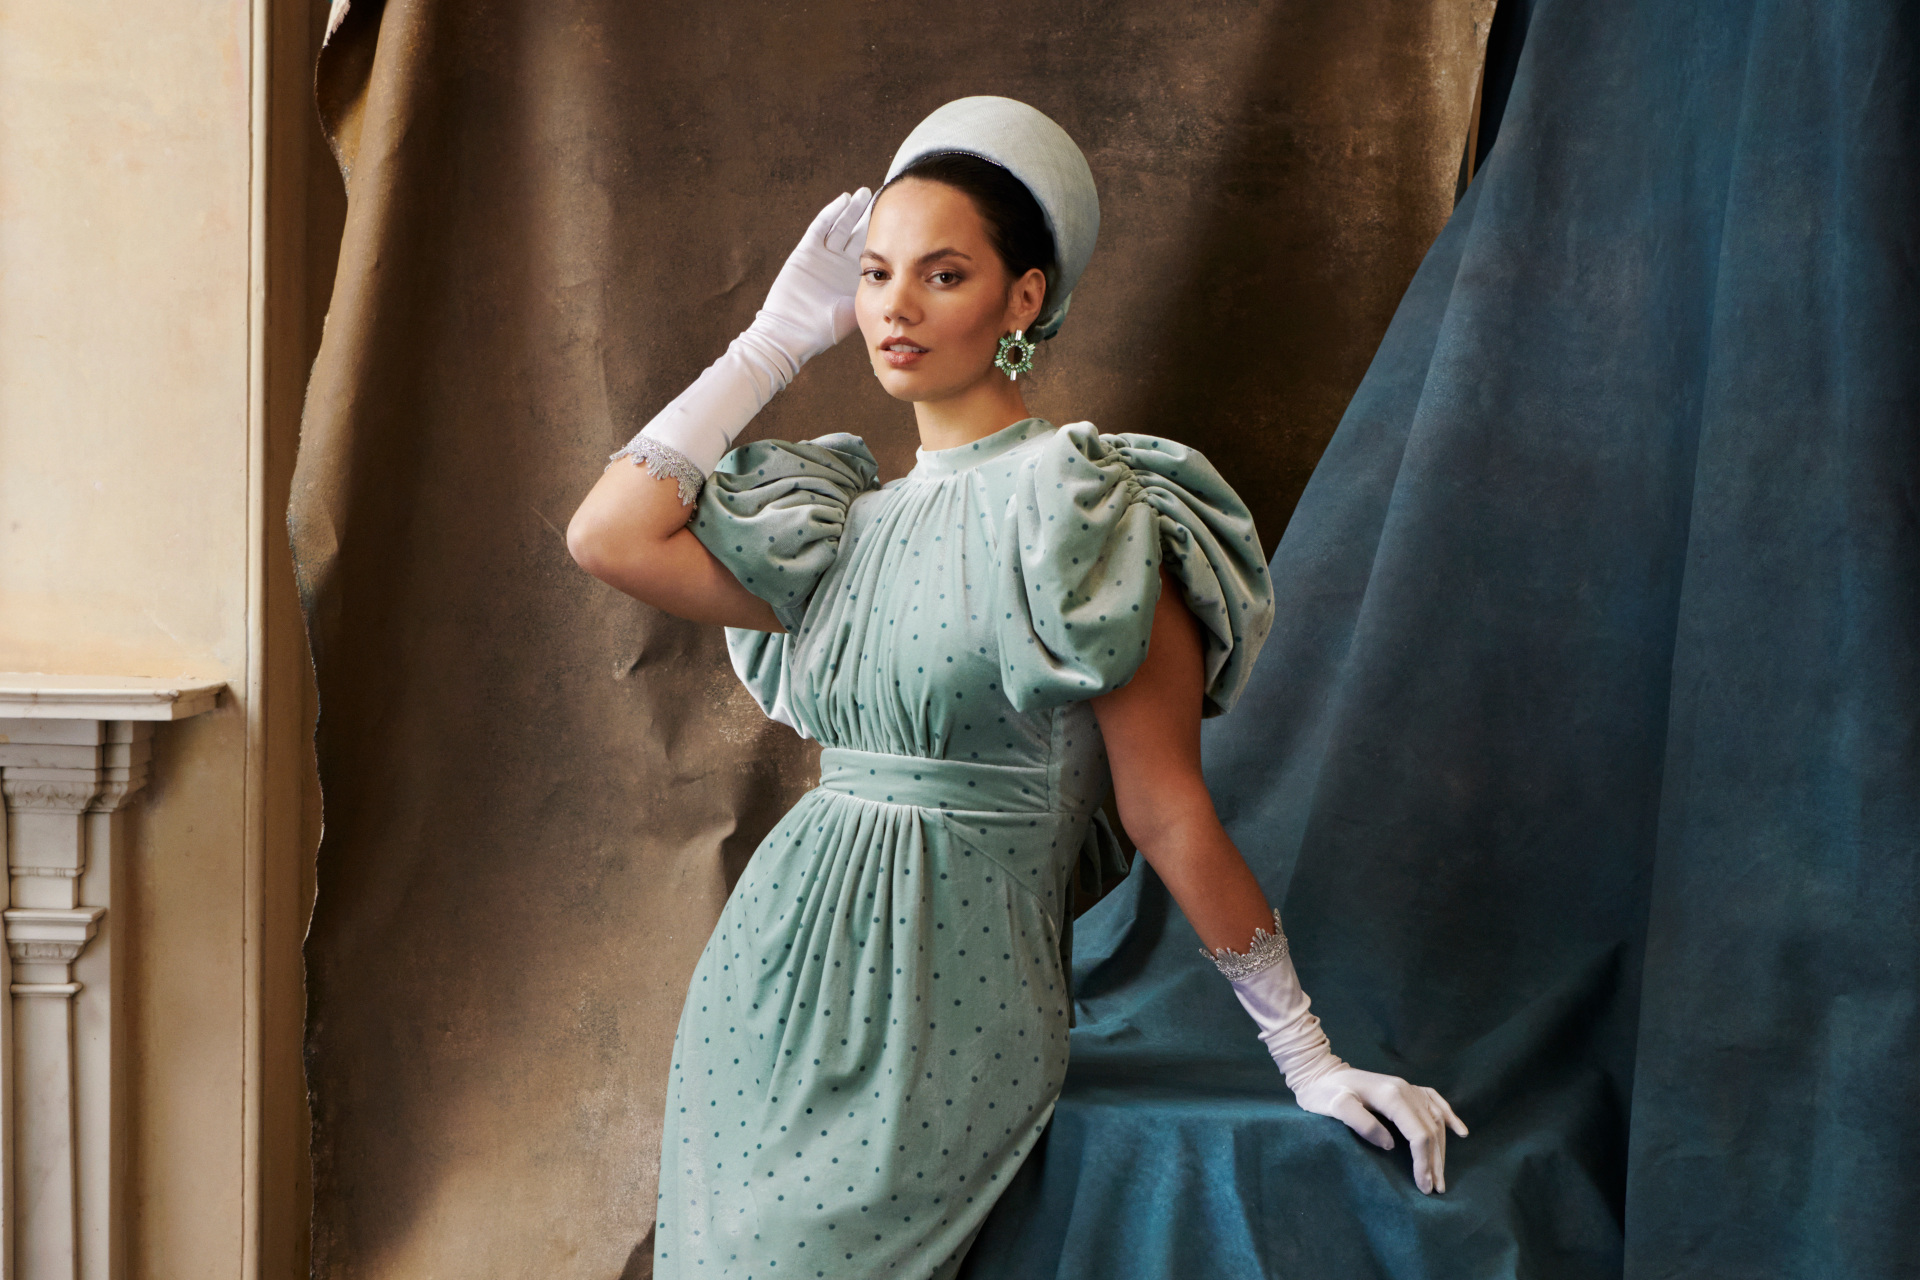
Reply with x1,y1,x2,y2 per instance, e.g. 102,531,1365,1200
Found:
963,0,1920,1274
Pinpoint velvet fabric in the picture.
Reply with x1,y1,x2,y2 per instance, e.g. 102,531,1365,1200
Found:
963,0,1920,1274
657,418,1272,1275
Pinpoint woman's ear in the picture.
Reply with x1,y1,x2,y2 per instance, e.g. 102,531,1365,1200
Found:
1006,266,1047,333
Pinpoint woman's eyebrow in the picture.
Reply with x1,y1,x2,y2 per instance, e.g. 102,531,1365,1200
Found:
914,248,973,267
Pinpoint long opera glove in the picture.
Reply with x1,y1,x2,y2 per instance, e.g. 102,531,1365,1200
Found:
610,188,872,504
1204,911,1468,1194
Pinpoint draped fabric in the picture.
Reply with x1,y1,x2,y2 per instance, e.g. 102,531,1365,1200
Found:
291,2,1491,1274
963,0,1920,1275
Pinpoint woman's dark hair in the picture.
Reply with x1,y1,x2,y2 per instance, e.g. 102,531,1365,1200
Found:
885,151,1057,330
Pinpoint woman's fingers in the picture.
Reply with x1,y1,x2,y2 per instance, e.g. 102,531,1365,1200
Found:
1420,1103,1446,1194
1300,1071,1466,1193
1325,1090,1395,1151
806,191,852,244
844,191,873,251
1425,1086,1470,1137
823,187,872,253
1377,1089,1443,1194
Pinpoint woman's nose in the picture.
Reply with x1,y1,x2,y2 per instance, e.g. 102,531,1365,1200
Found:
881,281,915,325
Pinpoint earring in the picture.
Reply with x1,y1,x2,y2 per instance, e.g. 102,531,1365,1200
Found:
994,329,1036,381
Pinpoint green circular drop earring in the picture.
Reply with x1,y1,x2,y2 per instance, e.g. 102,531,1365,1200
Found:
994,329,1037,381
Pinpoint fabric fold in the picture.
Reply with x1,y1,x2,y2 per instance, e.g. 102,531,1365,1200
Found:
690,432,881,634
992,421,1274,718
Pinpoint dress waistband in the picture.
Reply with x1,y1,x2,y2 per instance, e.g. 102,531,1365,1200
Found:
818,746,1090,816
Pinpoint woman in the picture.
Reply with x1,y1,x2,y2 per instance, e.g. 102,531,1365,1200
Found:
568,97,1464,1279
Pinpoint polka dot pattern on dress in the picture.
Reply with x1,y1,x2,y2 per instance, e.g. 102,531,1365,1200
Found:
661,417,1272,1278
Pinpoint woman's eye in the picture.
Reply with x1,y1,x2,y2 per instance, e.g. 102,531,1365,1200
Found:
930,271,961,285
862,269,887,282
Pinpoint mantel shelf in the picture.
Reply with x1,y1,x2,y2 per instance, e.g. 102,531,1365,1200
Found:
0,673,226,721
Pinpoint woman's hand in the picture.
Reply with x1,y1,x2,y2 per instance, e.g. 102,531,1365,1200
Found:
1291,1067,1468,1195
755,187,873,365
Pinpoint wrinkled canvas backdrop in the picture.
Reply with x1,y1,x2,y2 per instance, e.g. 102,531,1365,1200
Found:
292,2,1489,1274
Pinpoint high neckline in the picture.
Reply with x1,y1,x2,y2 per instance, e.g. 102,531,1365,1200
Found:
909,417,1054,479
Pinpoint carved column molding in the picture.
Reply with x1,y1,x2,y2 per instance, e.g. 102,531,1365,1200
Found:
0,678,222,1280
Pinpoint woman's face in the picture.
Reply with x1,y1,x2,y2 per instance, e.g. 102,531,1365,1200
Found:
855,178,1045,404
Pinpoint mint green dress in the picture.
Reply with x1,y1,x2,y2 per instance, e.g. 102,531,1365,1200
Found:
654,417,1272,1279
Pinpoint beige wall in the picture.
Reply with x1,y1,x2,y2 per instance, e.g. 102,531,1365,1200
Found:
0,0,340,1274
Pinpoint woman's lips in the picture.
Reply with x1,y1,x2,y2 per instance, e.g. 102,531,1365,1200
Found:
880,336,928,369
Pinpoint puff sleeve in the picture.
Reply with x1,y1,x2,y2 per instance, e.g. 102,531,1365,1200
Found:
690,432,881,635
993,422,1273,717
691,434,879,735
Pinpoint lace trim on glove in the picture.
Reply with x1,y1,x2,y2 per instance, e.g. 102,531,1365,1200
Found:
610,436,704,507
1201,908,1290,981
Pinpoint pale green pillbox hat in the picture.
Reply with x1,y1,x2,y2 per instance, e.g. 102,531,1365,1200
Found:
885,96,1100,340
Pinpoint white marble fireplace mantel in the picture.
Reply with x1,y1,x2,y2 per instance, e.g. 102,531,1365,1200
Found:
0,675,226,1280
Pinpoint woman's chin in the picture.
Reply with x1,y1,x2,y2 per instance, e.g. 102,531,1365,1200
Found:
873,366,953,404
871,362,1010,406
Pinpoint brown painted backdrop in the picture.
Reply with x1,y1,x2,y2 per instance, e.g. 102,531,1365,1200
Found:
291,2,1489,1274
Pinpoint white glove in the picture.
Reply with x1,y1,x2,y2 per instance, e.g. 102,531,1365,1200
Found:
611,187,873,504
1206,912,1468,1194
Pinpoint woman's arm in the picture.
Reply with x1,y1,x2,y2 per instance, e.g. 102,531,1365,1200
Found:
568,188,873,629
567,464,780,631
1089,568,1273,953
1091,568,1465,1194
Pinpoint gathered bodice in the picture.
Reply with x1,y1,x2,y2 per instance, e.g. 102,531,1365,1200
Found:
692,414,1273,853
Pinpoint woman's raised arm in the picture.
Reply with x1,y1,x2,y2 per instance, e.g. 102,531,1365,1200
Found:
567,187,874,629
566,465,779,630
